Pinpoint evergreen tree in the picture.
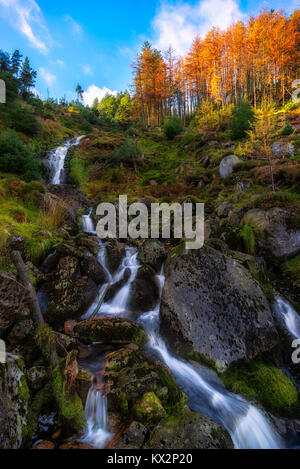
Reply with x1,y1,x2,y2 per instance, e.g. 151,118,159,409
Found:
20,57,37,99
76,84,84,102
0,50,11,72
11,50,22,76
115,92,132,126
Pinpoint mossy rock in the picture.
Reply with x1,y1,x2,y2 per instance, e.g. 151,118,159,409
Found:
134,392,166,425
222,361,300,417
104,348,186,424
144,407,233,449
70,317,147,348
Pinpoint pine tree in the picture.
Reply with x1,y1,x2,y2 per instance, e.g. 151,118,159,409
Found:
20,57,37,99
0,50,11,72
11,50,23,76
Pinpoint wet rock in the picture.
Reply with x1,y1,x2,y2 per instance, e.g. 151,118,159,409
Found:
40,251,61,273
0,357,30,449
68,317,148,347
8,234,26,253
242,208,300,259
160,245,278,371
128,266,160,313
145,408,233,449
272,142,294,158
0,272,31,334
47,184,88,212
137,240,166,272
203,155,210,168
80,255,108,285
219,155,242,178
59,441,95,450
104,348,186,424
105,240,125,274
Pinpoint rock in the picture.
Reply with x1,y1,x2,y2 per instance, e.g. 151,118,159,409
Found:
80,255,108,285
216,202,232,218
272,142,294,158
8,234,26,252
236,181,251,193
113,421,148,449
145,408,233,449
76,235,100,255
128,266,160,313
8,319,34,345
223,141,235,150
0,356,30,449
33,440,55,450
47,184,88,212
104,348,186,423
219,155,242,178
26,366,48,392
0,272,31,334
105,240,125,274
242,208,300,259
68,317,148,347
59,441,95,450
160,245,278,371
207,140,218,147
135,392,166,423
137,239,166,272
40,251,61,273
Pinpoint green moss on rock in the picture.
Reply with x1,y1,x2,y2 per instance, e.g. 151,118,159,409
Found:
222,361,300,417
134,392,166,426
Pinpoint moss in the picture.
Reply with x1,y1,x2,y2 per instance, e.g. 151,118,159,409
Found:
283,256,300,283
154,366,187,415
35,323,57,361
134,392,166,426
239,224,256,255
222,361,300,417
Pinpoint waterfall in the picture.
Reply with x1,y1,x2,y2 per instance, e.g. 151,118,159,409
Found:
81,387,112,449
273,296,300,339
49,135,85,184
82,208,96,234
80,212,284,449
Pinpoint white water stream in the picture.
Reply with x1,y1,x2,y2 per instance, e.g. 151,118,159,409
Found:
80,211,285,450
49,136,85,184
273,296,300,339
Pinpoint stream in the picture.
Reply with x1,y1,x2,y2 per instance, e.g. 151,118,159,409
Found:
80,212,286,450
48,136,85,184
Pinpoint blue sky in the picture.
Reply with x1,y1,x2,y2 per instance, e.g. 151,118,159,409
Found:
0,0,298,105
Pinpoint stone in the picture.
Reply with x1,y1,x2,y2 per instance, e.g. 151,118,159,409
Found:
80,255,108,285
272,142,294,158
219,155,242,178
160,245,278,371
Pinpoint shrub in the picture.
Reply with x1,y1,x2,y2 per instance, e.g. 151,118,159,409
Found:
10,104,41,136
280,121,294,136
0,132,40,181
111,140,140,166
230,99,255,140
80,119,92,132
163,116,183,140
283,100,299,112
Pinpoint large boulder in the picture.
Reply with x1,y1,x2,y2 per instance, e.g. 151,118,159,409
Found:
242,208,300,259
137,240,167,272
160,245,278,371
105,240,125,274
0,357,30,449
145,408,233,449
66,317,148,347
219,155,242,178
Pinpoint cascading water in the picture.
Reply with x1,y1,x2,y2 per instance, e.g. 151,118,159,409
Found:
273,296,300,339
81,387,112,448
80,210,284,449
49,136,85,184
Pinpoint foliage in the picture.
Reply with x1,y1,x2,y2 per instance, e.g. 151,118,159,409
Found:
239,224,256,254
163,116,183,140
0,132,40,181
280,120,294,136
230,100,255,140
111,140,140,166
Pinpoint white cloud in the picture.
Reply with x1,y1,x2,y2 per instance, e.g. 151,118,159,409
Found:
0,0,51,53
39,67,56,86
152,0,246,55
81,64,93,76
64,14,83,40
56,59,65,67
83,85,118,107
